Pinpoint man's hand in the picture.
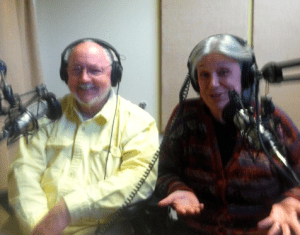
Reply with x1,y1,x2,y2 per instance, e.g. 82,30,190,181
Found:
31,198,71,235
258,197,300,235
158,190,204,216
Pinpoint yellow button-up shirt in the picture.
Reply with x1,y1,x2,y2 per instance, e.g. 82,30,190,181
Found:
8,90,159,234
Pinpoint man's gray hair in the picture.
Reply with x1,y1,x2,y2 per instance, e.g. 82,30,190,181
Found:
64,39,114,66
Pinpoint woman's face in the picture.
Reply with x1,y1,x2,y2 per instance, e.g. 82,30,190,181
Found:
196,53,242,121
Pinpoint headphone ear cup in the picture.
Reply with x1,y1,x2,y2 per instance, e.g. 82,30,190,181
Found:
42,92,63,120
110,61,123,87
187,61,200,93
232,35,256,89
190,76,200,93
59,57,68,84
241,61,255,88
189,71,200,93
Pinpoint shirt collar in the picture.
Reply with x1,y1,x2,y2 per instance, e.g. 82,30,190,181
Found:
93,89,117,125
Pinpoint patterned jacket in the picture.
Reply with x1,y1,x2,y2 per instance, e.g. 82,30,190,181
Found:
156,98,300,234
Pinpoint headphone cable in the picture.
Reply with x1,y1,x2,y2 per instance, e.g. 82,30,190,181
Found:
103,83,120,180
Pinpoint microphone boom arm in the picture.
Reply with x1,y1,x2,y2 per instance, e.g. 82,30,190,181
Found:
252,75,300,186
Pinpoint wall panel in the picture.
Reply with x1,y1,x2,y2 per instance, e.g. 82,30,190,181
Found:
161,0,249,131
254,0,300,128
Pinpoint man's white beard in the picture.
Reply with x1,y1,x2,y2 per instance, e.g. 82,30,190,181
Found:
73,85,111,108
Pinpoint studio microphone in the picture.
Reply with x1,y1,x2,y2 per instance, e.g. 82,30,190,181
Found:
222,93,262,150
0,60,7,76
0,59,16,106
1,92,62,144
261,58,300,83
222,91,288,165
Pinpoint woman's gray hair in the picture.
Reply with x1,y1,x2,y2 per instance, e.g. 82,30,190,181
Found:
188,34,253,83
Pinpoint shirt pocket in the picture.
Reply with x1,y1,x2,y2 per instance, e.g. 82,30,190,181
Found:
45,137,74,167
89,145,122,181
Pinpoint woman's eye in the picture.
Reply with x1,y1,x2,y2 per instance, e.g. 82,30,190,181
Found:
199,72,210,78
218,69,230,77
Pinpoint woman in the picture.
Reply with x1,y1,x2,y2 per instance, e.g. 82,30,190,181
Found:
156,34,300,235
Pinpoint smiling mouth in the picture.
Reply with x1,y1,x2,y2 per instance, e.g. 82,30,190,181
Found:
210,93,223,98
78,84,98,93
79,84,93,90
209,92,230,101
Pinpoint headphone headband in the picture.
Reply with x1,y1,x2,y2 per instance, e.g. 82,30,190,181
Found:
60,38,123,87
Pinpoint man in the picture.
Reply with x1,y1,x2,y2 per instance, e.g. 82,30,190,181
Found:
8,38,159,234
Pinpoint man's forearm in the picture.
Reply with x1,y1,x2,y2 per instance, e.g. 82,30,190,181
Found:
32,198,71,235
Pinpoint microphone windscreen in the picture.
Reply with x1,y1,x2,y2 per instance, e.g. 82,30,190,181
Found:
27,100,49,118
261,62,283,83
0,60,7,76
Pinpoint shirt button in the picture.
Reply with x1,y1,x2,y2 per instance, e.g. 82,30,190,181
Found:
69,171,76,178
82,127,86,131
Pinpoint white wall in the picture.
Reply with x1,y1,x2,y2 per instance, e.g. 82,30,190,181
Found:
34,0,159,123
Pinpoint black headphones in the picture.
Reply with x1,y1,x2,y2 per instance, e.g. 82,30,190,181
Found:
60,38,123,87
187,34,256,93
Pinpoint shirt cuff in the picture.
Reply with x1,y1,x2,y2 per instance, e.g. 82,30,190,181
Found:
168,181,195,195
63,190,90,224
284,186,300,201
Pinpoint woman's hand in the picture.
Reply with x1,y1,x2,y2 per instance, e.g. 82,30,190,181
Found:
258,197,300,235
158,190,204,216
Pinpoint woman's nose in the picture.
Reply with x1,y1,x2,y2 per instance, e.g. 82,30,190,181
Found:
209,73,220,87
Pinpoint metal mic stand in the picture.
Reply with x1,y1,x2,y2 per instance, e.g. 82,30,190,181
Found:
0,78,45,145
253,64,300,186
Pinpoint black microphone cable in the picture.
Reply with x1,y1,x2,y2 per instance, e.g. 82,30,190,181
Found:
95,81,160,234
